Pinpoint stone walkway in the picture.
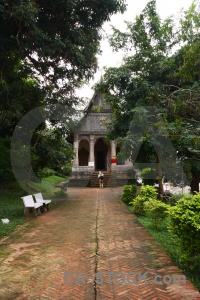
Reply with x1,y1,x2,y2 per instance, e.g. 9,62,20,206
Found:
0,187,200,300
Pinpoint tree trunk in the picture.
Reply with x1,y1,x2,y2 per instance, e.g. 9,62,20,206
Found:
156,152,163,200
190,176,199,194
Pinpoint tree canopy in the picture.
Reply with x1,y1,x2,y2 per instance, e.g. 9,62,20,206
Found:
96,0,200,192
0,0,126,100
0,0,126,186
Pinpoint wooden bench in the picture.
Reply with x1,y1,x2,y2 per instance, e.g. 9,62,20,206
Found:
21,195,43,217
33,193,51,212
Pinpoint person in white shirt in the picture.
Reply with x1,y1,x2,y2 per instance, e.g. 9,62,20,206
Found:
98,171,104,188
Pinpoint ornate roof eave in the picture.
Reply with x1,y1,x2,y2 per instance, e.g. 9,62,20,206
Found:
83,91,98,116
74,92,97,125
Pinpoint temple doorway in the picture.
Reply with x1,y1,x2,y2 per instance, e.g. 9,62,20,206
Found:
95,138,108,171
78,139,89,166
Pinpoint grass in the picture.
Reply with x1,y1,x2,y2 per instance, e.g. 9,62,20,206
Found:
42,175,69,185
0,175,68,239
28,175,68,197
0,183,26,239
28,180,59,198
126,204,200,291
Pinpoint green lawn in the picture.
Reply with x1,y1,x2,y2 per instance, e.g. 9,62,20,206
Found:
0,175,68,239
42,175,69,185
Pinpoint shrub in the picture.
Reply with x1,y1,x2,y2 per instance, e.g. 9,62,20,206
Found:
169,193,200,269
38,168,55,178
144,199,169,228
139,185,158,200
53,189,67,199
167,193,192,206
165,193,182,206
130,185,158,216
131,195,146,215
62,164,72,176
121,184,137,204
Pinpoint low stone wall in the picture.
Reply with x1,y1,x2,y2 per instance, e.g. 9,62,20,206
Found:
68,165,136,187
71,166,94,176
68,166,94,187
110,165,136,186
111,165,133,173
68,178,91,187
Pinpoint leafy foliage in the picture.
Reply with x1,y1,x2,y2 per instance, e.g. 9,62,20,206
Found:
97,0,200,192
165,193,185,206
139,184,158,200
140,167,156,185
169,193,200,269
121,184,137,204
144,199,169,228
0,0,126,98
33,129,74,176
53,189,68,199
37,168,56,179
0,0,126,187
130,185,157,215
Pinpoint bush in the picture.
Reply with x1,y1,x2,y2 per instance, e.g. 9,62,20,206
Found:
62,164,72,176
121,184,137,204
139,185,158,200
165,193,182,206
144,199,169,228
131,195,146,215
53,189,67,199
38,168,55,178
169,193,200,269
130,185,158,216
167,193,192,206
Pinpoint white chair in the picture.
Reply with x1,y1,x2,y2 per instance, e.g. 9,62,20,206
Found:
33,193,51,211
21,195,43,216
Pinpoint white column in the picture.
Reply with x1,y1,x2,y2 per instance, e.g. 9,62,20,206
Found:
89,135,95,163
73,134,79,167
111,140,116,158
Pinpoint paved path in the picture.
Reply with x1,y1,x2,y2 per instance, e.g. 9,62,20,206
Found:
0,187,200,300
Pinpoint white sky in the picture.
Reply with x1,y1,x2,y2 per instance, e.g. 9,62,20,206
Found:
76,0,193,99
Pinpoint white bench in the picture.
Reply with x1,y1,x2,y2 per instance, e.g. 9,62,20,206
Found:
33,193,51,212
21,195,43,217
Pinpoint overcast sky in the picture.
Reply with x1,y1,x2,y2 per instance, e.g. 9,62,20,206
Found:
76,0,193,99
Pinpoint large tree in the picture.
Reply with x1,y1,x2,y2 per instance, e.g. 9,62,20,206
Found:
0,0,126,100
96,0,200,193
0,0,126,185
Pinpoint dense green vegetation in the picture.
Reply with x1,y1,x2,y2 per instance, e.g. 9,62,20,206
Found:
0,183,25,239
0,0,126,190
97,0,200,194
121,184,137,204
122,184,200,290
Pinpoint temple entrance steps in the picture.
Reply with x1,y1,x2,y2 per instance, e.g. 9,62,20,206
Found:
90,171,117,187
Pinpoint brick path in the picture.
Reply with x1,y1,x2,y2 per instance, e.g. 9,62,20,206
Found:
0,187,200,300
